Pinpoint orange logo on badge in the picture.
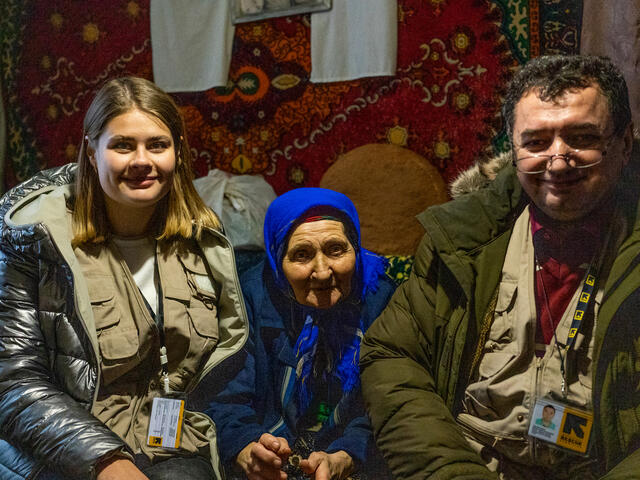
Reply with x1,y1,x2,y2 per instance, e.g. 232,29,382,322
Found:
556,408,593,454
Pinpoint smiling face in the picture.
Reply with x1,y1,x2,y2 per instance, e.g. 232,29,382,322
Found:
513,85,632,222
542,405,555,423
281,219,356,309
89,108,176,234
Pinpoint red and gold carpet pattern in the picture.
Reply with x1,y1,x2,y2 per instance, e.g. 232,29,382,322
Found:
2,0,581,194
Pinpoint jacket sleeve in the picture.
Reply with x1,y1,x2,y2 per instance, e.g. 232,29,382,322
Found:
0,242,126,479
360,234,497,480
326,408,375,466
600,448,640,480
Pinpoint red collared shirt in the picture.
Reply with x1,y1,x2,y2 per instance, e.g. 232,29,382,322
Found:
530,205,610,351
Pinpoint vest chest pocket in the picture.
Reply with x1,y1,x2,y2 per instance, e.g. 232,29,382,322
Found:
491,281,517,343
180,274,219,380
177,251,220,341
172,252,220,378
477,281,518,381
186,272,220,341
86,275,140,363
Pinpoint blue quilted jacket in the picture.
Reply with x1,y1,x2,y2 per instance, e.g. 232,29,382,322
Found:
206,259,395,472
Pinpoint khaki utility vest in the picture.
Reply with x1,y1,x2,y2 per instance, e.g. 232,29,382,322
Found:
457,208,624,477
75,237,220,462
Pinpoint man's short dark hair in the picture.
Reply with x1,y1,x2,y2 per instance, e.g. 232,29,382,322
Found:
503,55,631,140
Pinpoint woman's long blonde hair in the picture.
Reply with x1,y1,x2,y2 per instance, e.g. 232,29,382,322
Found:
72,76,220,246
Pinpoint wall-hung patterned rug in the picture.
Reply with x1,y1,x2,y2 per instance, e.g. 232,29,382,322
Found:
1,0,581,194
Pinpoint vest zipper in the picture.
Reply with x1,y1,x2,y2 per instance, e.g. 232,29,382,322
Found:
531,355,543,464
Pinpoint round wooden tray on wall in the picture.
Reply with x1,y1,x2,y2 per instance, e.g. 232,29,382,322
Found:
320,143,449,256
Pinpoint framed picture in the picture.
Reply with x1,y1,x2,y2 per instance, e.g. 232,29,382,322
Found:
231,0,332,24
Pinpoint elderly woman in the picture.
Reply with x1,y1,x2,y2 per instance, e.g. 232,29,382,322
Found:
0,77,247,479
207,188,396,480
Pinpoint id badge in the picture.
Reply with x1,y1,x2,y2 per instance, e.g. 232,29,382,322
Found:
528,398,593,455
147,396,185,450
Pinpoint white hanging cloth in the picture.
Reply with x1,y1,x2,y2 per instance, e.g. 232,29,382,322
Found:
310,0,397,83
150,0,235,92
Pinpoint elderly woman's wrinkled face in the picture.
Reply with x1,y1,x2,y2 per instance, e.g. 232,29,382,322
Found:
282,219,356,309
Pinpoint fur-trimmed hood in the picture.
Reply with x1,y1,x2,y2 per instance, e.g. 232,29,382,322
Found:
449,151,512,199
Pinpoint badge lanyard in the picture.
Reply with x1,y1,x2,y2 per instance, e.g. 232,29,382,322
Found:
154,259,170,395
529,220,616,455
536,256,597,398
139,253,170,395
144,252,185,450
530,257,599,456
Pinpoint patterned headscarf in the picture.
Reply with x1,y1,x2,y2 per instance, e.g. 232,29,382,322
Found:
263,187,388,414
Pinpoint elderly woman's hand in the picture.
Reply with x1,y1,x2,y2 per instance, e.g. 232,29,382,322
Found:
299,450,354,480
236,433,291,480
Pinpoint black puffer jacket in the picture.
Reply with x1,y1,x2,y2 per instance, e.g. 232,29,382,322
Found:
0,164,125,479
0,164,250,480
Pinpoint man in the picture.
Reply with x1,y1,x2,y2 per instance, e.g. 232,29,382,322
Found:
536,405,556,430
360,55,640,479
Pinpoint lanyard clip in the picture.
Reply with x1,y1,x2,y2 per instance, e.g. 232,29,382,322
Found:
160,346,170,394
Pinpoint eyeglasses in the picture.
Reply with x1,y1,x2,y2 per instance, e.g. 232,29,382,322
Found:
513,138,612,175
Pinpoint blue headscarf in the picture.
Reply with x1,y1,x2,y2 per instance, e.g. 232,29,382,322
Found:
264,187,387,300
263,187,388,415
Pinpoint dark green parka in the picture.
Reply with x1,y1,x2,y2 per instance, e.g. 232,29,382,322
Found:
360,156,640,479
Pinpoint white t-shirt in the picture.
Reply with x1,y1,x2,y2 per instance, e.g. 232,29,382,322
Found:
112,236,158,315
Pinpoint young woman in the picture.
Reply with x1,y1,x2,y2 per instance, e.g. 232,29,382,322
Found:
0,77,248,480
